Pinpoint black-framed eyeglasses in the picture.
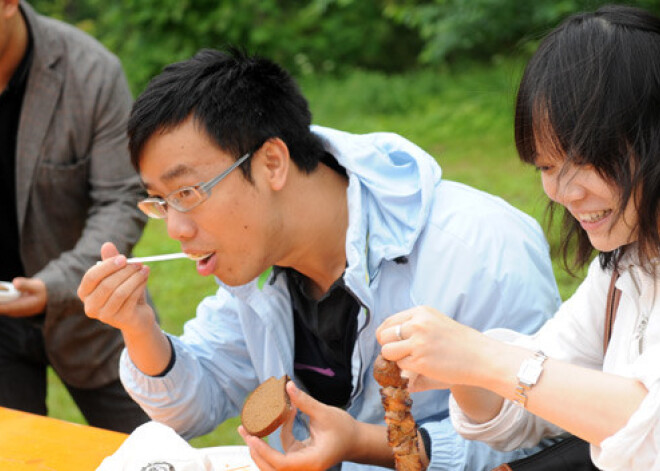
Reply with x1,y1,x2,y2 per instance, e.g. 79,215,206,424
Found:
137,151,252,219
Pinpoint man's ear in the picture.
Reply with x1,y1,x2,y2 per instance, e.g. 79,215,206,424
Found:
259,138,290,191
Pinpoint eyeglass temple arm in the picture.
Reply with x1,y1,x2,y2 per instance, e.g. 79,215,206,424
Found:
199,152,252,193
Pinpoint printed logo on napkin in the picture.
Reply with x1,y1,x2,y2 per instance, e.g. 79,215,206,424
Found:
142,463,175,471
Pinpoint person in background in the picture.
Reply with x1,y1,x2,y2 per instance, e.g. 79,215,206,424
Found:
376,5,660,470
78,47,561,469
0,0,149,433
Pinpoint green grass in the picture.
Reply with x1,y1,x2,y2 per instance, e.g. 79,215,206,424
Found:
46,58,585,446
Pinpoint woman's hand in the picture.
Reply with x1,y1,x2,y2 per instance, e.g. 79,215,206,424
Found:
376,306,494,391
239,381,393,470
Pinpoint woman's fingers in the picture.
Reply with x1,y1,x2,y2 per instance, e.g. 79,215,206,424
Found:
380,337,414,362
378,322,415,345
376,306,445,345
375,310,415,342
407,374,451,392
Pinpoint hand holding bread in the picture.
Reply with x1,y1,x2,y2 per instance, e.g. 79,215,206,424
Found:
239,379,365,471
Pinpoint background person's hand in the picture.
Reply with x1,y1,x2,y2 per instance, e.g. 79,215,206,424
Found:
0,277,47,317
238,381,363,471
77,241,155,335
376,306,495,391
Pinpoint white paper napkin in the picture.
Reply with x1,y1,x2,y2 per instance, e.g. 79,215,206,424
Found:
96,421,256,471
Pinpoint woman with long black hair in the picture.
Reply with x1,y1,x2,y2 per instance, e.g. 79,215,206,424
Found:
377,5,660,469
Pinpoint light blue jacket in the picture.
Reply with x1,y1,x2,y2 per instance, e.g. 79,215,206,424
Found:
120,126,561,470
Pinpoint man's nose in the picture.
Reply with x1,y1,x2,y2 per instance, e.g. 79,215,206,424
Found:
166,209,195,241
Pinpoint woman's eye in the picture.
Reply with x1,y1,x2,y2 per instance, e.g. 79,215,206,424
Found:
534,161,556,172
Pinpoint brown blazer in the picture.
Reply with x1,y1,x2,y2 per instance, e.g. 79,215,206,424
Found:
15,2,147,388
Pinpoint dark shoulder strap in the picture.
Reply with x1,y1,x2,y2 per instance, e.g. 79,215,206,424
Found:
604,269,621,353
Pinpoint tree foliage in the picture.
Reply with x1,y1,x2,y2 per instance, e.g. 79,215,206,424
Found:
32,0,421,93
382,0,660,64
31,0,660,93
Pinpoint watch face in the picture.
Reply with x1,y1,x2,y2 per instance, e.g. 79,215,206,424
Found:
519,359,544,385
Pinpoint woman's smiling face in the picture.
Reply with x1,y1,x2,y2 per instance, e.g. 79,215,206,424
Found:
535,150,638,252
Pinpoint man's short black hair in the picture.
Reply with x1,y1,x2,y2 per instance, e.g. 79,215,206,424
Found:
127,47,326,178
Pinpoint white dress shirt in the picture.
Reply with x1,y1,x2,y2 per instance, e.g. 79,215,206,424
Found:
451,250,660,470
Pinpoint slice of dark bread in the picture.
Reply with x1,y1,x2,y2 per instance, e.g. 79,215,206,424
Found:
241,375,291,437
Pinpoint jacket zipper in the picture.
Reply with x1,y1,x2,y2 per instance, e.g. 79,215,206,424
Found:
343,286,371,409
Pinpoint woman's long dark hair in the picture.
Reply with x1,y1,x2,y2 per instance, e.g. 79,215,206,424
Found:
515,5,660,272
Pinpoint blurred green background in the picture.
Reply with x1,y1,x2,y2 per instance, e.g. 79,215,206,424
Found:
29,0,655,449
32,0,660,95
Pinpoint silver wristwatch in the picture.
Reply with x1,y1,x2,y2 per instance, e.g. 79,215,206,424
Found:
513,350,548,408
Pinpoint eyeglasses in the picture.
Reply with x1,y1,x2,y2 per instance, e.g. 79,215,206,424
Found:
138,151,252,219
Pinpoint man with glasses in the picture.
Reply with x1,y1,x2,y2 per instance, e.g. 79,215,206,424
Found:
79,48,561,470
137,151,252,219
0,0,149,432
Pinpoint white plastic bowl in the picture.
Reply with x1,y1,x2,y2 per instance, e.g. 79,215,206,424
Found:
0,281,20,303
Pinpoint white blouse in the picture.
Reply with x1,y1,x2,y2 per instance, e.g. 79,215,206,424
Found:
450,253,660,470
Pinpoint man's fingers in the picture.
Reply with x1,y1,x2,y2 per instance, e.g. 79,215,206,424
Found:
100,242,120,260
286,381,324,420
77,254,129,300
0,295,34,316
11,277,30,292
100,266,149,312
81,264,143,318
238,426,279,471
81,262,139,303
246,447,277,471
280,396,299,451
97,266,150,318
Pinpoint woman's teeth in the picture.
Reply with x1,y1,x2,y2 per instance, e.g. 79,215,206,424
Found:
579,209,611,223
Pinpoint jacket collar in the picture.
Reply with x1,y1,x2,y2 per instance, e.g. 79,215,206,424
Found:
312,125,441,284
20,2,62,70
15,1,64,228
222,127,441,312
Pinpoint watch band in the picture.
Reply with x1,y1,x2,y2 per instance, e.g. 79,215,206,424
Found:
513,350,548,408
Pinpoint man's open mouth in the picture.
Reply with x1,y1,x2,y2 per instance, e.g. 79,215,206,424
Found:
185,252,214,262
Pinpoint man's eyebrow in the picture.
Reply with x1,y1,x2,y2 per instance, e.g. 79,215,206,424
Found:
143,164,195,191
